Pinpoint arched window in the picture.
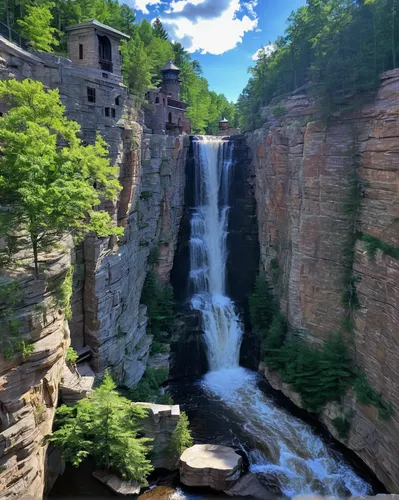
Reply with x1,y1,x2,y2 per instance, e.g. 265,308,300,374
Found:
155,96,160,104
163,98,166,105
168,112,173,123
178,117,182,126
115,95,120,106
98,35,113,72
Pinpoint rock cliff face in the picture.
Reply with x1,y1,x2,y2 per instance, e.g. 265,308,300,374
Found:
0,36,188,498
249,69,399,491
0,238,72,499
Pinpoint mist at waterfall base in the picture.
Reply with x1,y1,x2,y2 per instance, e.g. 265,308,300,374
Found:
182,136,372,498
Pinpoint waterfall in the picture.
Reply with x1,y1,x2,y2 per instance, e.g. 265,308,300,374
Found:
189,136,242,370
188,136,371,498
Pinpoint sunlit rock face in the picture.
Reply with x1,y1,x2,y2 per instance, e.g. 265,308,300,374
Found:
249,69,399,491
0,37,188,498
0,237,73,499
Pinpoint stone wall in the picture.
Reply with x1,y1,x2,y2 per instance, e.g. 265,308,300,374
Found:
249,69,399,491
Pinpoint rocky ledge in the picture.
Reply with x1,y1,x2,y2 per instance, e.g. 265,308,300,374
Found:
179,444,242,491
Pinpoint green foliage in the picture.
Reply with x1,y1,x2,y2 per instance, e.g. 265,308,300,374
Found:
51,372,153,484
0,279,34,360
270,258,280,285
249,276,277,332
17,1,59,52
354,372,394,420
272,106,287,118
341,159,363,330
359,232,399,261
127,368,169,403
55,267,74,319
237,0,399,130
140,190,152,201
0,79,123,275
141,271,175,341
66,347,78,364
332,415,352,440
169,412,193,459
152,17,169,41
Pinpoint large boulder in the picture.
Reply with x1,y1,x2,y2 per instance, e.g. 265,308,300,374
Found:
179,444,242,491
224,472,275,499
92,470,141,496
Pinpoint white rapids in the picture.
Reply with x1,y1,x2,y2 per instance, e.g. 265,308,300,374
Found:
188,135,371,497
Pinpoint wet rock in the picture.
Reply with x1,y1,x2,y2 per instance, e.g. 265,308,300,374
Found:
179,444,242,491
139,486,180,500
92,470,141,495
224,472,275,499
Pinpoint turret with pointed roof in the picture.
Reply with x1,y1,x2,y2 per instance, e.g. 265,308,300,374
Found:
161,60,181,100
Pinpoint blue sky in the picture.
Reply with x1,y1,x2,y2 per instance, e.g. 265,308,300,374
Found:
129,0,306,102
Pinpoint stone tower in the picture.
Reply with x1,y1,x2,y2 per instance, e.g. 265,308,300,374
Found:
161,60,181,101
65,20,129,77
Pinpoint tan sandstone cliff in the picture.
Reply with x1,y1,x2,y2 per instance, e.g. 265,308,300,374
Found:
0,36,188,498
249,69,399,491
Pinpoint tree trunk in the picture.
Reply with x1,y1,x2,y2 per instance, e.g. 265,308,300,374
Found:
31,234,39,278
5,0,11,39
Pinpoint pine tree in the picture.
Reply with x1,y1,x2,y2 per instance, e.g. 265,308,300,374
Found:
169,412,193,459
51,372,154,484
0,79,123,276
17,1,59,52
152,17,169,40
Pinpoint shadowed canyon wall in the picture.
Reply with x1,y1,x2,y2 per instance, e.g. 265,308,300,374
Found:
249,69,399,491
0,38,188,498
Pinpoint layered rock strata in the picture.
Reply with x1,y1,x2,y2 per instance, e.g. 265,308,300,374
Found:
179,444,242,491
249,69,399,491
0,35,188,498
0,238,73,499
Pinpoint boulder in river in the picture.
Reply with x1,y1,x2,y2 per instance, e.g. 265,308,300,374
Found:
224,472,276,499
92,470,141,496
179,444,242,491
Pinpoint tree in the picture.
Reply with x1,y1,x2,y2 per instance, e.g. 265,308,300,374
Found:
0,79,123,276
17,1,59,52
51,372,153,484
121,34,153,97
152,17,168,40
169,412,193,459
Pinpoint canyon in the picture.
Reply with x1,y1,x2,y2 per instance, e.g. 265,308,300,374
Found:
1,30,399,500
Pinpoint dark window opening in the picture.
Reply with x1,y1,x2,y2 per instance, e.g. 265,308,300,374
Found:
102,72,109,78
111,108,116,118
115,96,120,106
79,44,84,59
155,96,160,104
105,107,110,117
87,87,96,103
168,112,173,123
163,98,166,105
98,34,113,72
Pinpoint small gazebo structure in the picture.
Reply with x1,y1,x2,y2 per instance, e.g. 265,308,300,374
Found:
219,117,229,131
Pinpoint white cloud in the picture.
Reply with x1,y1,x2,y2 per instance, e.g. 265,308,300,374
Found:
161,0,258,56
130,0,163,14
252,43,276,61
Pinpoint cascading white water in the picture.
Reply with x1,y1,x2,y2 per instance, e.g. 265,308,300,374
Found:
189,136,371,498
189,136,242,370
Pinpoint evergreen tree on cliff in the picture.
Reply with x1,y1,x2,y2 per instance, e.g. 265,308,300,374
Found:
51,372,153,483
0,79,123,276
152,17,169,40
17,1,59,52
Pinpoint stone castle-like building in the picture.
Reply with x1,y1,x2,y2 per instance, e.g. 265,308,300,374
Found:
0,19,189,137
145,60,190,135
